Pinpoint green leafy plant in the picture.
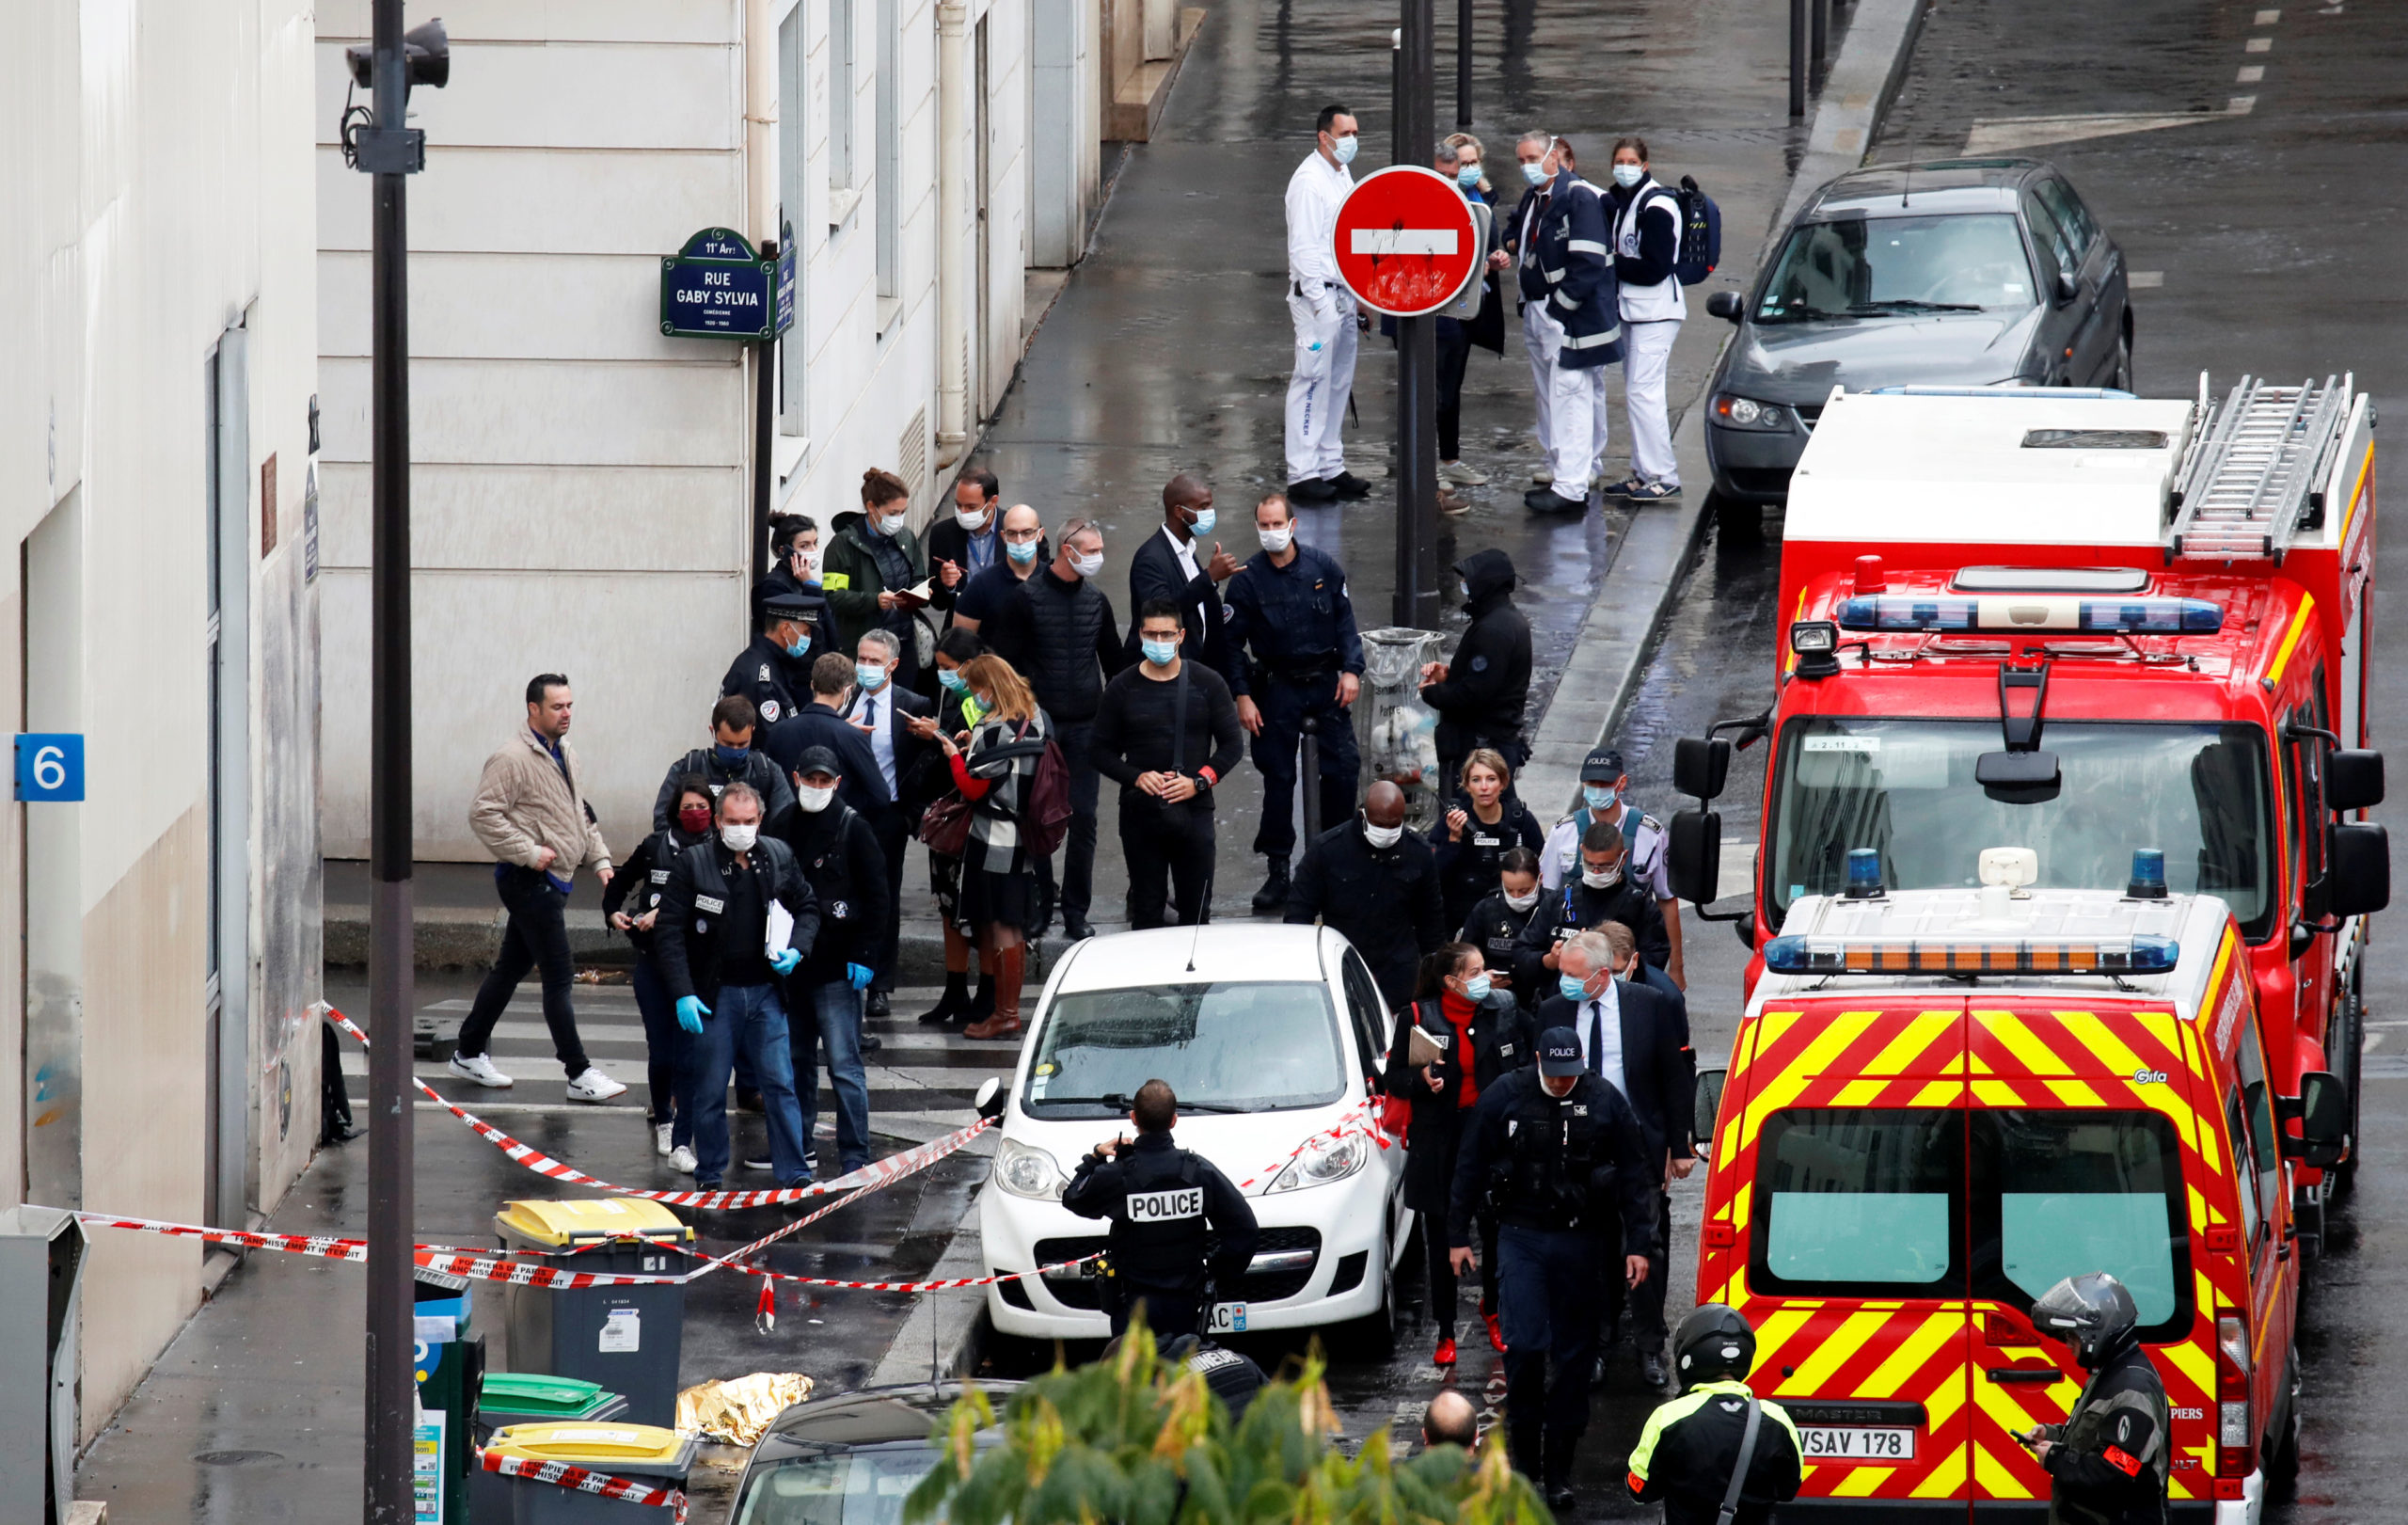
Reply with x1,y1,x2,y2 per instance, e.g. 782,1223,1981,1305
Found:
906,1322,1550,1525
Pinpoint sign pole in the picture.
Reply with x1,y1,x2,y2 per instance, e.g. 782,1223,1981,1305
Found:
365,0,418,1516
1395,0,1441,627
752,239,778,580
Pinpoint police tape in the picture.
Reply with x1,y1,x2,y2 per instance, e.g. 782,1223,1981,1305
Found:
478,1450,688,1524
1227,1098,1395,1191
326,1008,993,1210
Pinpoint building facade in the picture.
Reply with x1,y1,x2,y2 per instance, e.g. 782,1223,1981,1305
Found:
2,0,325,1440
318,0,1111,859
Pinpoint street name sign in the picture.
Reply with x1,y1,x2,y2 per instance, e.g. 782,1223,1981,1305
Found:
659,227,794,341
1331,166,1482,318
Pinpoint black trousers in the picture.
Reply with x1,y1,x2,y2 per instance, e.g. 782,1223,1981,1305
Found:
1050,718,1101,923
1436,323,1472,461
1422,1208,1499,1337
1497,1225,1601,1487
1600,1188,1673,1351
867,803,909,989
457,866,589,1077
1108,1283,1202,1340
1120,796,1215,929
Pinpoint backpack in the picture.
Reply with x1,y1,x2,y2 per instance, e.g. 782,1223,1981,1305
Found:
1026,736,1074,857
1672,174,1721,285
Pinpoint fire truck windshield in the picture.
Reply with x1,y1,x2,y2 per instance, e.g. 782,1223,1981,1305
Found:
1766,717,2275,941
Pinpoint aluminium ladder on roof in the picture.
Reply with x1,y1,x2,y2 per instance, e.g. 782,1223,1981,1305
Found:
2167,373,2353,562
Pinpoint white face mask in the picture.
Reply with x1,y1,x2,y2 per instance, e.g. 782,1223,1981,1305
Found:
796,784,836,814
1069,548,1105,580
954,505,992,532
1259,525,1294,554
1521,161,1549,186
1331,134,1359,167
1504,887,1542,913
1363,819,1403,850
879,512,909,536
1582,861,1624,890
720,821,760,852
1611,163,1646,187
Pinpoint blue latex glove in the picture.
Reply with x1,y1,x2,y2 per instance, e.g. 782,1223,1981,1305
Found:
847,962,876,992
675,995,708,1034
769,947,801,977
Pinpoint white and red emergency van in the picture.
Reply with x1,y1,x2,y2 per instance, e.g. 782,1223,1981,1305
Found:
1670,377,2387,1238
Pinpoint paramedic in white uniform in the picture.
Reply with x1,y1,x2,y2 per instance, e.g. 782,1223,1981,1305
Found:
1284,105,1372,504
1602,136,1685,500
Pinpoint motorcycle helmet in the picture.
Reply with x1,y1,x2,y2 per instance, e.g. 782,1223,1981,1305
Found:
2030,1271,2140,1369
1673,1302,1757,1387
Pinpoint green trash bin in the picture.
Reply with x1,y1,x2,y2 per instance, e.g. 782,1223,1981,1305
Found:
472,1375,629,1523
484,1422,697,1523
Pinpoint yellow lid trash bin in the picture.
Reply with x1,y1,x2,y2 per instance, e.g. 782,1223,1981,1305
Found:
492,1199,693,1428
483,1422,698,1523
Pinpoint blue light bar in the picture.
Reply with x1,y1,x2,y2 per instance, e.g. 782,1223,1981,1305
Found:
1833,595,2223,635
1762,932,2180,977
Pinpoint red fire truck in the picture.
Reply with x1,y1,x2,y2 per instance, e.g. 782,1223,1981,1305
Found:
1669,376,2387,1231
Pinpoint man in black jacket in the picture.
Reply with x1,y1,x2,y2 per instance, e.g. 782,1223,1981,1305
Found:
722,589,825,728
651,785,822,1192
984,516,1127,940
1063,1079,1259,1339
927,468,1003,624
1285,780,1447,1008
1124,473,1242,681
1626,1305,1803,1525
762,653,890,819
1536,927,1692,1388
770,746,891,1177
1094,598,1246,928
2020,1272,2172,1525
1515,818,1671,994
1419,548,1534,786
839,627,931,1015
651,695,797,830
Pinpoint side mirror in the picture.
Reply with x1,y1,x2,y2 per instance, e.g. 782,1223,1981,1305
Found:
974,1075,1007,1121
2329,821,2391,919
2330,749,2385,813
2052,270,2080,304
1670,808,1721,904
1692,1068,1727,1159
2285,1070,2351,1168
1705,291,1746,323
1674,736,1732,802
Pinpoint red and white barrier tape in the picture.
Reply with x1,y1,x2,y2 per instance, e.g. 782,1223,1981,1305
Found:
479,1450,688,1524
1228,1098,1395,1191
327,1008,992,1210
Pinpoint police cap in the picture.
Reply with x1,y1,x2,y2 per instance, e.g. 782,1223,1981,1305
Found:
763,590,820,626
794,745,843,779
1537,1026,1585,1077
1580,747,1625,782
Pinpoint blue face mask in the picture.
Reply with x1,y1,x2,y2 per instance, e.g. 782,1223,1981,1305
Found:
1461,972,1493,1002
1560,973,1592,1003
938,667,968,692
1523,161,1549,187
1457,164,1483,189
1006,537,1038,564
1611,163,1646,188
1332,135,1359,167
1584,785,1618,814
855,661,889,691
1189,507,1216,537
713,743,750,768
784,634,812,660
1141,638,1180,666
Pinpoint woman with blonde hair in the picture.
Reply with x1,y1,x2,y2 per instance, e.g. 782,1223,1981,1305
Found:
1434,745,1543,929
940,653,1049,1039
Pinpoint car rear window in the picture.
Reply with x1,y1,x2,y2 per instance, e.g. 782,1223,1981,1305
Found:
1972,1110,2188,1333
1753,1110,1963,1295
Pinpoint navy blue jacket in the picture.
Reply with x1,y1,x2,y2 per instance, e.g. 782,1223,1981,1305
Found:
1527,169,1621,369
1221,543,1365,698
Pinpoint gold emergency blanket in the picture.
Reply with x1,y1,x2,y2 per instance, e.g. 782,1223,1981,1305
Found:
675,1373,815,1444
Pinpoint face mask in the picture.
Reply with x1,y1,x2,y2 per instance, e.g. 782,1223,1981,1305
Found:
1142,638,1180,666
797,784,836,814
1460,579,1472,600
1363,819,1403,850
879,512,909,536
955,505,991,532
712,742,750,768
1069,549,1105,580
677,805,713,834
1504,887,1542,913
1460,972,1494,1003
784,632,812,659
1582,862,1624,890
1457,164,1483,189
1612,164,1646,188
1583,785,1618,813
1560,972,1592,1003
1006,537,1038,565
938,666,967,692
855,661,889,691
1522,161,1549,186
1259,525,1294,554
1332,135,1359,167
720,821,759,853
1188,507,1216,537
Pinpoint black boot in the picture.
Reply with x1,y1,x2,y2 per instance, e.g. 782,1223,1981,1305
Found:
918,972,970,1025
1542,1432,1580,1510
961,975,996,1028
1250,858,1291,914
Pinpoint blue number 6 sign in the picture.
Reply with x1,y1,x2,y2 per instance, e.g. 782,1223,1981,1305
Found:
15,734,84,802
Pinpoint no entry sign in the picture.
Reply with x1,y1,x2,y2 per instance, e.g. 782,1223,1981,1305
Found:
1332,166,1481,317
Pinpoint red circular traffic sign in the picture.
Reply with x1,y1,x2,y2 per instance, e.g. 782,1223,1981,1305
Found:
1332,165,1481,317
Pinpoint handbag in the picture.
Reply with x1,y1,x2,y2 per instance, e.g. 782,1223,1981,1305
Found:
916,790,974,858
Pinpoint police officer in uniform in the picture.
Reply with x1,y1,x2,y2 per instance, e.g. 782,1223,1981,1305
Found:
1624,1305,1804,1524
2018,1272,2171,1525
1063,1078,1260,1339
722,589,824,730
1463,847,1546,1007
1225,491,1366,912
1540,747,1684,989
1515,818,1671,993
1450,1027,1655,1505
1419,549,1534,786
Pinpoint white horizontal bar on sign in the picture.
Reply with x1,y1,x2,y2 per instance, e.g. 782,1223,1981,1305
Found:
1351,230,1458,256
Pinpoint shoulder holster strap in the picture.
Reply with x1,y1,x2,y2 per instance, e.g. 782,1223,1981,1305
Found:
1718,1396,1762,1525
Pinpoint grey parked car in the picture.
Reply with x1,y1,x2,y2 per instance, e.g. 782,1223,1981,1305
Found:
1702,158,2133,504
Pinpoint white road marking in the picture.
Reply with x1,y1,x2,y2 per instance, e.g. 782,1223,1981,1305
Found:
2238,65,2265,82
2254,7,2280,19
1963,98,2253,154
2244,35,2273,51
1351,230,1458,256
2129,272,2165,288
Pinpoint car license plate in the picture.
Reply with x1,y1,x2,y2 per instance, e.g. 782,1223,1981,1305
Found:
1208,1302,1248,1334
1798,1426,1916,1463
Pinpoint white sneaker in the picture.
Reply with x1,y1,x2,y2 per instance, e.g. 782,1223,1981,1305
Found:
1532,469,1554,485
447,1053,515,1088
1439,460,1488,486
669,1145,699,1174
654,1123,674,1156
565,1069,628,1103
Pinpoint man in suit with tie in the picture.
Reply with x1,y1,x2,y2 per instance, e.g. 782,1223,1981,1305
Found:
1533,927,1693,1391
842,627,932,1018
1126,473,1242,682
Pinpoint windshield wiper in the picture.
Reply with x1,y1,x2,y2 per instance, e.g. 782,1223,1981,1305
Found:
1847,299,1984,314
1041,1092,1249,1113
1753,304,1847,324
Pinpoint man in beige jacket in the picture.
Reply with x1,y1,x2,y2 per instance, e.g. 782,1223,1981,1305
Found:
448,673,627,1101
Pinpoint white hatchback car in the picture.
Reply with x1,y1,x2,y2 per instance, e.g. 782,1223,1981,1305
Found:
977,925,1410,1343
